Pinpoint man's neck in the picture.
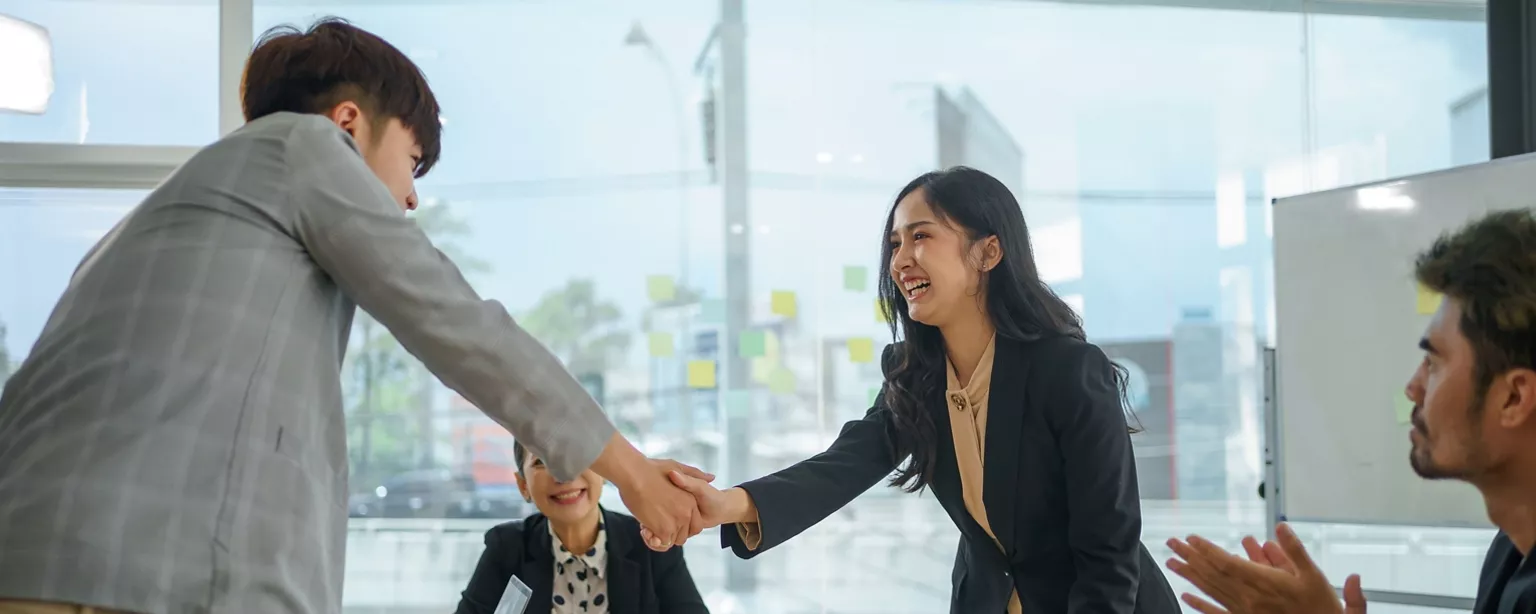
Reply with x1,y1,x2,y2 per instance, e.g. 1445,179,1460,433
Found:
550,512,601,555
1481,466,1536,556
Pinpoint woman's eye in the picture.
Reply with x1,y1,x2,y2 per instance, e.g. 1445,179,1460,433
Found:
913,232,929,241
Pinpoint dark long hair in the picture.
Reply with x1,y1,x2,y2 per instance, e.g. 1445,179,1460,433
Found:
877,167,1139,493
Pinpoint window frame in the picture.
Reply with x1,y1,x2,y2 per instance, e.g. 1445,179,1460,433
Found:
0,0,249,190
0,0,1483,192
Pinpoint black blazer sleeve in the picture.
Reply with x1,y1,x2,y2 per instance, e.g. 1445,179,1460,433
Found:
1046,343,1142,613
455,525,520,614
651,543,710,613
720,345,904,557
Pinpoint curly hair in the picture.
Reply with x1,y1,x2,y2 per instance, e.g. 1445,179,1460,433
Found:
1414,209,1536,396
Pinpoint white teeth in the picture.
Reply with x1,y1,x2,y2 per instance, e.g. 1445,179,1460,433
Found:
553,491,583,501
903,279,930,291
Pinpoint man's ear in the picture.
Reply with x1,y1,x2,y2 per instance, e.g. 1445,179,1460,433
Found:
326,101,365,138
1498,368,1536,428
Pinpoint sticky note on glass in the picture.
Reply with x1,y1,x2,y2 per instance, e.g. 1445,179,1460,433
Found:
699,299,725,324
648,332,674,357
687,360,716,389
875,298,891,324
725,390,753,418
867,387,880,406
1416,284,1443,315
647,275,676,302
848,337,874,363
739,330,766,358
771,291,797,318
768,367,796,394
1393,394,1415,425
843,266,867,292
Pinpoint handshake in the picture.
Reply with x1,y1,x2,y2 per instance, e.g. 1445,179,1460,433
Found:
590,435,757,552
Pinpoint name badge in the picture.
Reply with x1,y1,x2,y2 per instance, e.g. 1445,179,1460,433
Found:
495,575,534,614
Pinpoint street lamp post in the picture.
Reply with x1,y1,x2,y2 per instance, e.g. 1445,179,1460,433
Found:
624,21,700,454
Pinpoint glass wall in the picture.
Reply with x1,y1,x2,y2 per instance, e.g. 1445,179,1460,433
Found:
0,0,1491,612
0,1,219,145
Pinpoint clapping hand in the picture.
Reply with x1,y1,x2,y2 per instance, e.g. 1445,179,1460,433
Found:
1165,523,1367,614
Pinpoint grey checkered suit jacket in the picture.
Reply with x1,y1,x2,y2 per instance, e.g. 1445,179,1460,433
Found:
0,112,616,614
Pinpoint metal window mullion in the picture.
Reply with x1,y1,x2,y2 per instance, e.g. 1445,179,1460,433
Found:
219,0,254,136
0,143,195,190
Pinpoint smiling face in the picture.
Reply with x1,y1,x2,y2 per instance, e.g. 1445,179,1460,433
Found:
886,189,999,330
515,447,603,525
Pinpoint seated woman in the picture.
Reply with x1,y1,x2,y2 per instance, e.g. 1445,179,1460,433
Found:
454,441,709,614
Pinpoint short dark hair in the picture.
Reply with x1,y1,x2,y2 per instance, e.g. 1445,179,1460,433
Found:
512,440,533,477
242,17,441,177
1415,209,1536,392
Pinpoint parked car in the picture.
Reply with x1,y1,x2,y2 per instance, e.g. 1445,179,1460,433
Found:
348,469,536,520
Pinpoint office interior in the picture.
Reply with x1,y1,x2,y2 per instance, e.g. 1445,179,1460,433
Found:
2,0,1530,612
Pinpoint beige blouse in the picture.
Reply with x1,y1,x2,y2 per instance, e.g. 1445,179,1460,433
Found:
737,335,1020,613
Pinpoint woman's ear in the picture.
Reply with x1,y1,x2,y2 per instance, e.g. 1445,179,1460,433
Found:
979,235,1003,271
515,472,532,502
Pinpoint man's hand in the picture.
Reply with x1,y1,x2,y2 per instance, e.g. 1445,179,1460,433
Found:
588,434,714,552
1165,522,1366,614
640,471,758,547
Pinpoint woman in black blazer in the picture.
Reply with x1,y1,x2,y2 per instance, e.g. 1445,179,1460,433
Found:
455,441,708,614
656,167,1181,614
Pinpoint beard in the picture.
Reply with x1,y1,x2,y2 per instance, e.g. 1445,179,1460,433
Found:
1408,391,1486,480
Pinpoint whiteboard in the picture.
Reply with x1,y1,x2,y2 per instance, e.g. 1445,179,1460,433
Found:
1271,153,1536,529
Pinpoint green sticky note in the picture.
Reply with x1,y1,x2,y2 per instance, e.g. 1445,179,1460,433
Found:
867,387,880,407
647,275,676,302
843,265,867,292
725,390,753,418
739,330,766,358
1394,394,1415,425
699,299,725,324
771,290,797,318
647,332,674,357
768,367,796,395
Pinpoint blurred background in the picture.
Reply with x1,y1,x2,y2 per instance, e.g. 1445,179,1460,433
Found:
0,0,1500,612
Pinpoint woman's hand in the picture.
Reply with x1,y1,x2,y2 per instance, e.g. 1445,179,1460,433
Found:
640,471,759,548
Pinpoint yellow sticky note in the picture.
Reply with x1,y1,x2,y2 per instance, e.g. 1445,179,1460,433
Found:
648,332,674,357
648,275,676,302
687,360,716,389
1416,284,1443,315
848,337,875,363
1394,394,1415,425
768,367,796,394
875,298,891,324
771,291,797,318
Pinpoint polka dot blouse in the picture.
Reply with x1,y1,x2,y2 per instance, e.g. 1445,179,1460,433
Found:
548,520,608,614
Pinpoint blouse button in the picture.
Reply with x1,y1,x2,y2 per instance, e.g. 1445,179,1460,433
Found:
950,393,966,409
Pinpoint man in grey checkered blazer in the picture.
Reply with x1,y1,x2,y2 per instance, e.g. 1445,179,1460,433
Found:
0,19,707,614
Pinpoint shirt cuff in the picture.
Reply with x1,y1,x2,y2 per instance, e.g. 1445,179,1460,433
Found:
734,510,763,551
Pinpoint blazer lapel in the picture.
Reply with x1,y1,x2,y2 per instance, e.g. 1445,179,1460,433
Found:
521,516,556,610
602,510,643,614
925,361,993,544
983,336,1025,558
